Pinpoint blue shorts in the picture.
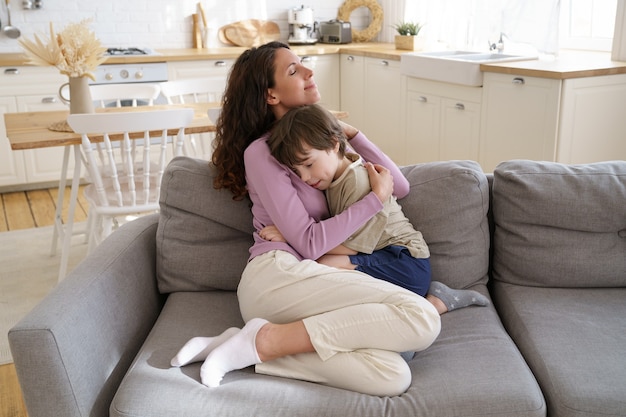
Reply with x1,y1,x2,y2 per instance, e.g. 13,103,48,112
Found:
349,245,431,296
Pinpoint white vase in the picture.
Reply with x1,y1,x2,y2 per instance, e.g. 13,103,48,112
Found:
59,76,95,114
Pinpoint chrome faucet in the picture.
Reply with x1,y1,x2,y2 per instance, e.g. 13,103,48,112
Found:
489,33,504,53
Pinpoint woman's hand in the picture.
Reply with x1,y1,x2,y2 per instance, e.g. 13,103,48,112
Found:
259,225,287,243
366,162,393,203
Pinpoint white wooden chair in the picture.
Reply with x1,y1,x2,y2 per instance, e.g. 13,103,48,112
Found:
159,78,225,159
53,83,165,275
66,108,194,251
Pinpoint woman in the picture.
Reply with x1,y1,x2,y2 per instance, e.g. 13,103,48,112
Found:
171,41,485,396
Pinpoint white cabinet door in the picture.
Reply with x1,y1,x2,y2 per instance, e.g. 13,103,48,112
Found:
480,73,561,172
363,57,403,165
404,90,441,165
340,54,365,129
301,54,340,111
167,59,235,81
0,96,26,187
404,78,482,166
440,98,481,161
557,73,626,164
17,95,75,184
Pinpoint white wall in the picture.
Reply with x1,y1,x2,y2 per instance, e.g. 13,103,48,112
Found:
0,0,374,53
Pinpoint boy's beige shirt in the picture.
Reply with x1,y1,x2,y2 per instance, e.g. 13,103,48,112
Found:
326,153,430,258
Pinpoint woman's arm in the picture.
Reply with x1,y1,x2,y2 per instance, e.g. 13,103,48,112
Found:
245,139,387,260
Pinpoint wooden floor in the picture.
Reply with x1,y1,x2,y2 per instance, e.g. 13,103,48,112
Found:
1,185,88,417
0,185,88,232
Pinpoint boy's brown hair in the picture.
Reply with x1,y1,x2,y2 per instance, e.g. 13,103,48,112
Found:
269,104,347,168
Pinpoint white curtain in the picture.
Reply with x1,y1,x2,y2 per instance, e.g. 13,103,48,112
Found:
400,0,560,54
377,0,406,42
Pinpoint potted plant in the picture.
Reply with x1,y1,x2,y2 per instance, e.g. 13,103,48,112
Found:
393,21,424,50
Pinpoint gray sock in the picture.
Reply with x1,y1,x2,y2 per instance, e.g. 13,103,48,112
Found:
429,281,489,312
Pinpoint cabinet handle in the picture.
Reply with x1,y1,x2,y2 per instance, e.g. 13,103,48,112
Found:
381,60,389,66
418,96,427,102
214,60,226,67
42,97,57,104
346,55,354,61
455,103,465,110
4,68,19,75
512,77,525,85
301,56,311,62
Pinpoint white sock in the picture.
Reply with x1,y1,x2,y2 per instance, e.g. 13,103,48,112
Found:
200,318,268,387
170,327,240,367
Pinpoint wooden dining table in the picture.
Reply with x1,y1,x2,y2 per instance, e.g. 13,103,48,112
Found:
5,102,221,150
5,103,348,281
4,102,220,281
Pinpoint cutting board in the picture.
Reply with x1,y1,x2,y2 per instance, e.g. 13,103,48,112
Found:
219,19,280,47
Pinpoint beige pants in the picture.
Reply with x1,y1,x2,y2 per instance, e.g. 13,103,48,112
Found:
238,250,441,396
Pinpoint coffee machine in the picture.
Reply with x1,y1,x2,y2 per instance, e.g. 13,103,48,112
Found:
288,5,317,44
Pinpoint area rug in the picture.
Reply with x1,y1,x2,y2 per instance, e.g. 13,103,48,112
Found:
0,224,88,365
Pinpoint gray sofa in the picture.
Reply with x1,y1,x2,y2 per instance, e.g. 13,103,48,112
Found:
9,157,625,417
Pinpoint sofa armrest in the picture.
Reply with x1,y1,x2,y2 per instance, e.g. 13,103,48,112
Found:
9,214,164,417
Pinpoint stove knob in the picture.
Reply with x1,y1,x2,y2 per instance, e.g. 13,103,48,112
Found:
105,72,114,81
120,69,129,79
134,71,144,80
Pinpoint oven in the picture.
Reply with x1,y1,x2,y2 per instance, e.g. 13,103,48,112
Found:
91,47,169,106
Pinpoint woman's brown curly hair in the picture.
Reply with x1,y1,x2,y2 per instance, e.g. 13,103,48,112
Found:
211,41,290,200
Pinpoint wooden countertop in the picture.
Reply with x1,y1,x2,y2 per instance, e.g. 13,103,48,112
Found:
0,42,403,66
480,50,626,79
2,42,625,79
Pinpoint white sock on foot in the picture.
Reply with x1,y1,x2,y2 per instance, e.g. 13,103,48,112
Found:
171,327,240,367
200,318,268,387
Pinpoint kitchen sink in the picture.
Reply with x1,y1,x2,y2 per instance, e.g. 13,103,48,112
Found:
400,50,538,87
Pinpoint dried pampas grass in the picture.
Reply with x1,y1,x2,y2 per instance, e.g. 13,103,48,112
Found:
19,19,107,81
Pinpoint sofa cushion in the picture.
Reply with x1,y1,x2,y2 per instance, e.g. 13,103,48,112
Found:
492,281,626,417
157,157,254,293
492,160,626,288
111,291,545,417
158,158,490,294
400,160,490,289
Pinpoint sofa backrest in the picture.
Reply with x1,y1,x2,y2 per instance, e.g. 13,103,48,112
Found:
492,160,626,288
157,157,254,293
400,161,490,289
156,157,491,294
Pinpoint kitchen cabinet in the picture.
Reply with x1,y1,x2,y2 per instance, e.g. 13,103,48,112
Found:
363,57,403,164
167,59,235,82
403,78,482,166
301,54,340,112
340,54,403,164
557,73,626,164
479,72,561,172
480,71,625,171
0,96,25,186
340,54,365,129
18,95,74,184
1,66,69,189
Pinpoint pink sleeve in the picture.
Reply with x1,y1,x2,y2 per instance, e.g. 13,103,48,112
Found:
349,131,410,198
245,139,384,260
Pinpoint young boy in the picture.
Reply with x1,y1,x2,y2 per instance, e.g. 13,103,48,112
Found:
268,104,488,314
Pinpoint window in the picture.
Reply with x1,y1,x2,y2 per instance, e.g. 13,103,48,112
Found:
401,0,619,53
559,0,618,51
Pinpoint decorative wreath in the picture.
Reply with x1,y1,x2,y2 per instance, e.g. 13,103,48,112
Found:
337,0,383,42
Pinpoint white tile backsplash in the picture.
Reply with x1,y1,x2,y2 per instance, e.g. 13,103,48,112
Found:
0,0,375,53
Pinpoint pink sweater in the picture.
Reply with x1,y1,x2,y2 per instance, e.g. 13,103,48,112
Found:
244,131,410,261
